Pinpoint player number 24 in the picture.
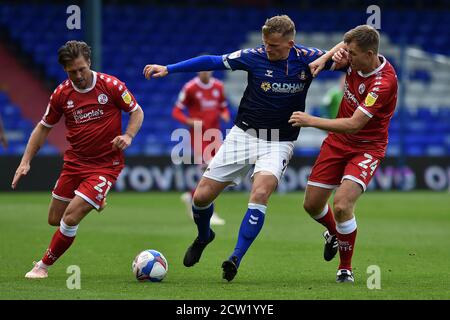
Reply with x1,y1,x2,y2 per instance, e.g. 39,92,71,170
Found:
358,153,379,176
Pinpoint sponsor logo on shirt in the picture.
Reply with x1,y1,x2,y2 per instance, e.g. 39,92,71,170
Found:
343,81,359,107
261,82,271,92
261,81,305,93
73,108,104,123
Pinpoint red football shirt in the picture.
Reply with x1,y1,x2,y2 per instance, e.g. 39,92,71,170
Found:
41,71,139,170
175,77,228,132
327,56,398,158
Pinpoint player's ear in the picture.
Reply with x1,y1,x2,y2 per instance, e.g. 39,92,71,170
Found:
87,59,91,68
288,39,295,48
366,49,375,58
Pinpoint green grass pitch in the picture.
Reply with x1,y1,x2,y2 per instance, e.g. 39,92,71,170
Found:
0,191,449,300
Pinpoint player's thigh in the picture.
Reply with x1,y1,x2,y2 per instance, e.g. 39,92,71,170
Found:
303,184,334,215
252,140,295,185
249,171,279,205
48,198,70,226
193,176,231,207
62,195,96,226
202,126,254,188
74,173,118,212
52,170,81,205
50,170,81,225
342,151,382,192
307,140,347,189
333,179,364,222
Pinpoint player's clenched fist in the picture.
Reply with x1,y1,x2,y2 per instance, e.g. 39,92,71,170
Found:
111,134,132,151
332,48,349,66
288,111,314,128
11,162,30,189
308,59,325,78
143,64,168,80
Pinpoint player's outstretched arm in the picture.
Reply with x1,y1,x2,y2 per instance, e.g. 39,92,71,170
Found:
111,106,144,151
143,65,168,80
289,109,370,134
143,55,227,80
309,41,347,77
11,123,51,189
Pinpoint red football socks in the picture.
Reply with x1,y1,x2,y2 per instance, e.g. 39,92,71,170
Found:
41,229,75,266
337,228,357,271
315,205,337,236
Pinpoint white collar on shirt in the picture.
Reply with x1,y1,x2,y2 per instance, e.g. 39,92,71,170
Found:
71,71,97,93
194,77,214,90
357,55,386,78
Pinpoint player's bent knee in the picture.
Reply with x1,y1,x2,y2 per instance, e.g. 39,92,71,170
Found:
333,200,352,221
48,208,64,226
250,187,272,204
62,215,79,227
192,190,213,208
62,206,90,226
303,201,321,216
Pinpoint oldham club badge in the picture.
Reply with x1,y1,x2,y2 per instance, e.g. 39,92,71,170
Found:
364,92,378,107
121,90,132,105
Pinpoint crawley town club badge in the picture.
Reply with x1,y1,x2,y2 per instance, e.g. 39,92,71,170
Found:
358,83,366,94
98,94,108,104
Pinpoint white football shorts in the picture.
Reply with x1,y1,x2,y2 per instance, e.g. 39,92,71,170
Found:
203,126,294,185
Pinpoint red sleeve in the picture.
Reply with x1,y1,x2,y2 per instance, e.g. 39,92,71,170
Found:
40,90,63,128
221,108,230,119
175,84,191,110
357,78,397,119
172,106,188,124
111,79,140,113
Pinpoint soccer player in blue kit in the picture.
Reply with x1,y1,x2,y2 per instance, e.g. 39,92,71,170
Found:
144,15,344,282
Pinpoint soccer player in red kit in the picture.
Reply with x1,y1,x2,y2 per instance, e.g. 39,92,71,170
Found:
172,71,230,225
11,41,144,279
289,25,398,283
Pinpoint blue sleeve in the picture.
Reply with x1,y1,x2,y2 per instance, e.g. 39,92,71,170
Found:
222,49,253,71
300,47,334,71
167,55,227,74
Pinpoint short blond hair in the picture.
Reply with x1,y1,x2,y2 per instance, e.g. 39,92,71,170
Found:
344,25,380,53
262,15,296,39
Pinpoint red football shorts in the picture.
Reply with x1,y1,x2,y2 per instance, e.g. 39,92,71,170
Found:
52,168,119,210
308,138,382,192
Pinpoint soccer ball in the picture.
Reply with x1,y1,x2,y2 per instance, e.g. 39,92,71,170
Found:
132,249,168,282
